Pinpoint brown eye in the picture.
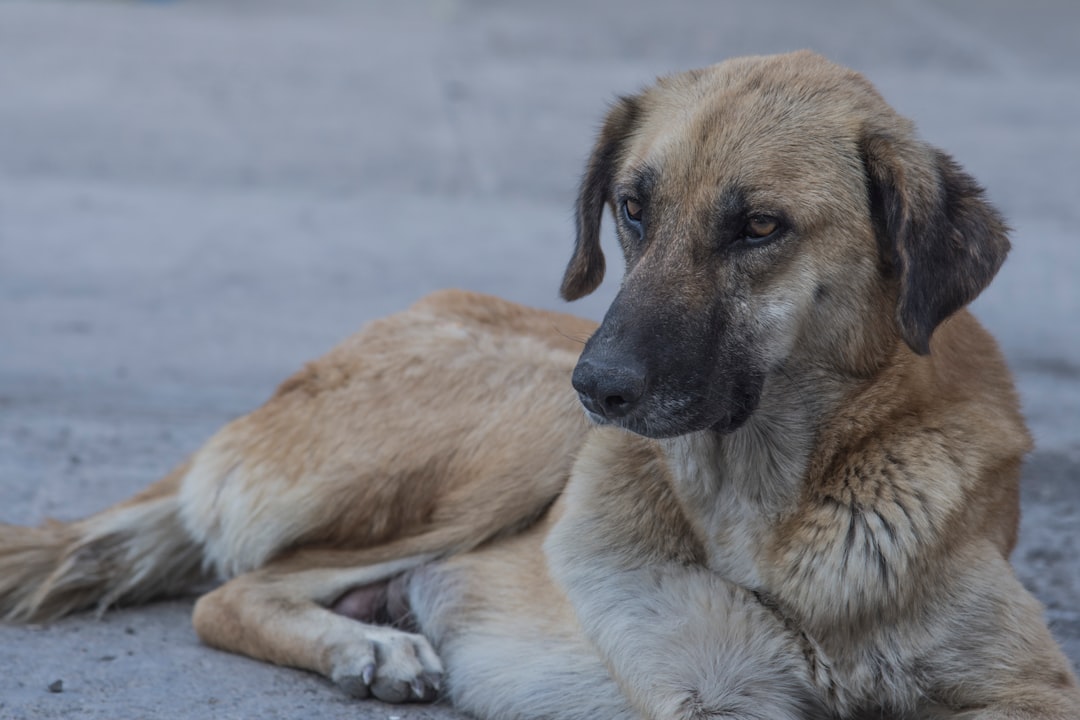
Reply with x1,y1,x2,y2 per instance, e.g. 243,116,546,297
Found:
744,215,778,240
624,198,643,223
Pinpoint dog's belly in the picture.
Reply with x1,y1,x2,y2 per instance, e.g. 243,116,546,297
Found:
330,578,414,630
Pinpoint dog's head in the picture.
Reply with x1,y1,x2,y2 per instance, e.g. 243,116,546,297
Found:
564,51,1009,438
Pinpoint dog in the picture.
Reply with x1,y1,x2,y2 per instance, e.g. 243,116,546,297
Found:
2,51,1078,719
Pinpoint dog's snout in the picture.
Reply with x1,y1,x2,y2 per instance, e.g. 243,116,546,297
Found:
572,358,646,420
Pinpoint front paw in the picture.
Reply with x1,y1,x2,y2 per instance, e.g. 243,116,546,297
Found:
329,626,444,703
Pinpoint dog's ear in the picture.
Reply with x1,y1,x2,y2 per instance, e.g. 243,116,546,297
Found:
862,131,1010,355
560,95,642,301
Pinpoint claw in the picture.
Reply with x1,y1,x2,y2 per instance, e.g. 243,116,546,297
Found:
424,671,442,693
361,663,376,687
411,678,426,699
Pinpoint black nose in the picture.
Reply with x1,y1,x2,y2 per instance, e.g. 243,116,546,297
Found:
571,358,646,419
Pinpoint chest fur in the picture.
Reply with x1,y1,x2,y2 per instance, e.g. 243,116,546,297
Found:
661,416,811,589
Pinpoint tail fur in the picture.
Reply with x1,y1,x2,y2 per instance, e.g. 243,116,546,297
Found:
0,464,207,623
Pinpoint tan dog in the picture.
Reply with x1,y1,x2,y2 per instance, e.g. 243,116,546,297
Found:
2,51,1077,719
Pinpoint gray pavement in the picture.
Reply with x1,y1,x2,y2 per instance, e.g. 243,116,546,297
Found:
0,1,1077,718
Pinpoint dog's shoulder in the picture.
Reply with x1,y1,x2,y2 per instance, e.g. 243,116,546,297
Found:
767,309,1031,626
812,308,1028,539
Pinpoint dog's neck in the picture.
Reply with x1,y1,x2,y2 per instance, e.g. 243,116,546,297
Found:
661,367,840,507
658,367,844,587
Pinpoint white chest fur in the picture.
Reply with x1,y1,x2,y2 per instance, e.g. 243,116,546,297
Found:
661,401,812,590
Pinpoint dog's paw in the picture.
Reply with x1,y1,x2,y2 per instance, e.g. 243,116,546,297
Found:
330,626,443,703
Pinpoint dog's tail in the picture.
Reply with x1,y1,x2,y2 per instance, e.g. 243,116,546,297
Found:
0,462,206,623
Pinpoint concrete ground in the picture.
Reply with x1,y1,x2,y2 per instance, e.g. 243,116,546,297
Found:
0,1,1077,718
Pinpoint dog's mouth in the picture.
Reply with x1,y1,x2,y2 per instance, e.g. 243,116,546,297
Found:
576,374,764,439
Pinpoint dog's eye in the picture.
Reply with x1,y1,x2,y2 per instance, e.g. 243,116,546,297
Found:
742,215,779,243
624,198,643,223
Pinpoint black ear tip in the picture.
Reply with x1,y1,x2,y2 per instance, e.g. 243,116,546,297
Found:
905,335,932,356
899,294,942,355
559,250,606,301
559,276,579,302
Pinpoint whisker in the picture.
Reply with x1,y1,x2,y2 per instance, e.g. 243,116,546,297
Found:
551,324,590,346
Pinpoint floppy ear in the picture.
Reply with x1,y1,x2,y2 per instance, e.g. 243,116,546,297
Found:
560,95,642,301
863,132,1011,354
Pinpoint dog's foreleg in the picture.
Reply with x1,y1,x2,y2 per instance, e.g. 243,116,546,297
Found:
191,551,443,703
544,434,825,720
548,554,822,720
401,518,641,720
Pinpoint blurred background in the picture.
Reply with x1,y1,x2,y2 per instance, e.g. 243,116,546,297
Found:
0,1,1077,718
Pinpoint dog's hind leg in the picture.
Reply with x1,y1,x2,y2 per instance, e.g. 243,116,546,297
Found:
191,550,444,704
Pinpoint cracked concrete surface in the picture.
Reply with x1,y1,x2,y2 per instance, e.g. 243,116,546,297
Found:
0,1,1077,718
